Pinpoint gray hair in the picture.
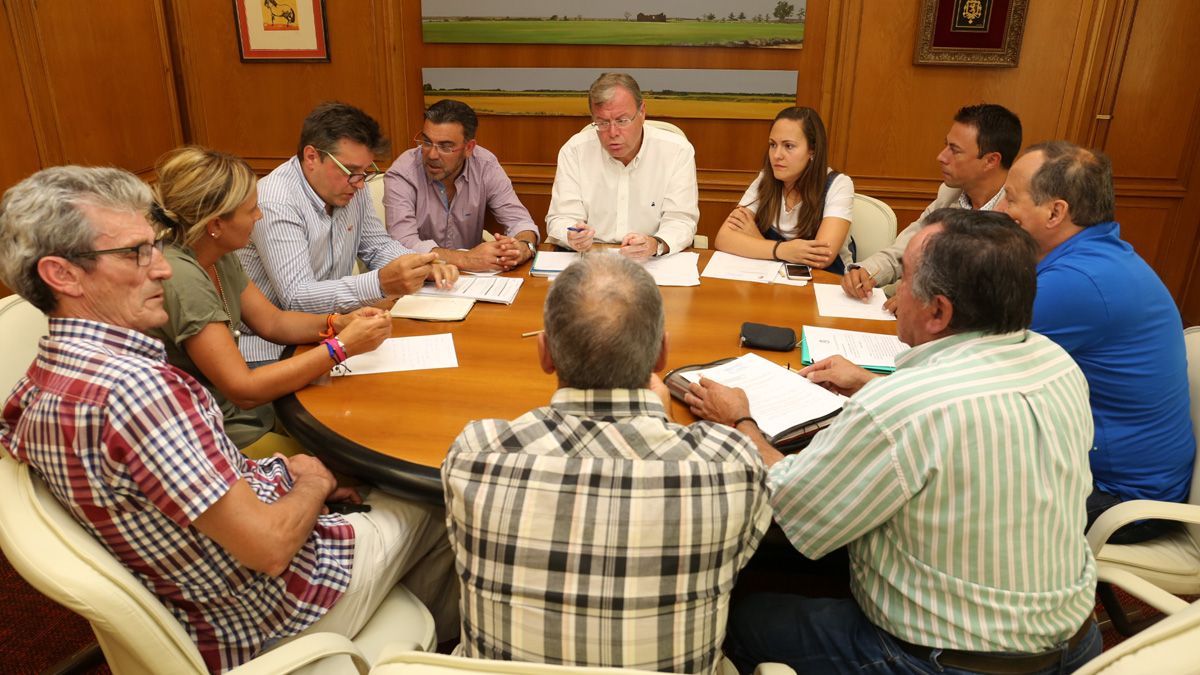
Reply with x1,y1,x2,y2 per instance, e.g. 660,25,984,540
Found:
588,72,643,112
0,166,152,312
544,254,663,389
1024,141,1115,227
912,208,1038,335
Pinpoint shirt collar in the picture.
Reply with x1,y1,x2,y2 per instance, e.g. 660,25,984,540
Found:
957,186,1006,211
1038,220,1119,271
549,387,669,421
286,156,337,217
894,330,1026,370
47,317,167,361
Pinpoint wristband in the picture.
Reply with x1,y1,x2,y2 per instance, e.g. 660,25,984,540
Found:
771,240,784,262
322,337,348,365
732,416,757,429
318,313,338,339
323,338,340,364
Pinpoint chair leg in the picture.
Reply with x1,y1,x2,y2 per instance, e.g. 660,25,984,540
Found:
43,641,104,675
1097,582,1167,637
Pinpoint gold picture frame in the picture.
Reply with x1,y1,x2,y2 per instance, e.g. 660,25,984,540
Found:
914,0,1029,67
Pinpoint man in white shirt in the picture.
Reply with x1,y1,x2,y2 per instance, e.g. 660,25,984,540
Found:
841,103,1021,304
545,73,699,260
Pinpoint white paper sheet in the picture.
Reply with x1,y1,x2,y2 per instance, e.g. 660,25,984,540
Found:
679,353,844,439
331,334,459,377
812,283,896,321
640,251,700,286
803,325,906,370
700,251,784,284
529,251,580,277
416,276,523,304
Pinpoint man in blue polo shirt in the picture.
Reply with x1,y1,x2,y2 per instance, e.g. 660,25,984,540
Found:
1001,140,1195,543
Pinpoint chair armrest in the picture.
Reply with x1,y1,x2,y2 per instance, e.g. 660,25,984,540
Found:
753,664,797,675
1087,500,1200,554
370,642,429,667
229,632,369,675
1097,564,1191,615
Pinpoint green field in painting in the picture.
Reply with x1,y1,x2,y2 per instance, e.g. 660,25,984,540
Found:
425,91,793,120
421,19,804,48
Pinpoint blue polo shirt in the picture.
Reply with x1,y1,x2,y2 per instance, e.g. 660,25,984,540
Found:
1032,221,1194,503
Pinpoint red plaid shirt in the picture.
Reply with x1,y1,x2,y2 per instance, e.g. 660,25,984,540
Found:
1,318,355,673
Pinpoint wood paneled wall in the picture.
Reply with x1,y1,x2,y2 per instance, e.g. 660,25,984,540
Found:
4,0,1200,323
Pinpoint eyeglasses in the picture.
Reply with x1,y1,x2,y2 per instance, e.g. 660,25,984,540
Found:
322,150,383,185
413,136,463,155
73,232,167,267
591,114,640,132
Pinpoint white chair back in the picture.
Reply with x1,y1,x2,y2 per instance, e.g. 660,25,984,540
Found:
0,294,48,396
1183,327,1200,534
369,649,785,675
644,119,687,138
368,177,387,224
849,194,897,262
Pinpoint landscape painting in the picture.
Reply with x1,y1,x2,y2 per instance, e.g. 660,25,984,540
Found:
421,68,798,120
421,0,806,49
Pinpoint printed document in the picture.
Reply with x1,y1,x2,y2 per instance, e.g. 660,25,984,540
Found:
803,325,906,371
679,353,844,439
417,276,523,304
641,251,700,286
331,334,458,377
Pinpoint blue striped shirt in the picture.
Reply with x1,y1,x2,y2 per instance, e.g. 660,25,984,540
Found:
237,157,414,361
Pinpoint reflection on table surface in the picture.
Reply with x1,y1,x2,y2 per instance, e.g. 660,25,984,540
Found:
277,249,897,503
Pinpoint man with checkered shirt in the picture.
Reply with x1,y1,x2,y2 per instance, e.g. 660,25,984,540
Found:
442,254,771,674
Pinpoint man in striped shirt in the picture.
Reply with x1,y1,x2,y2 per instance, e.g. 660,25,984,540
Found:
238,101,459,363
688,209,1100,674
0,167,458,672
443,254,772,673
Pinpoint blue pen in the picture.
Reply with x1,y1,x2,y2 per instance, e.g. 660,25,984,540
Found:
567,226,585,233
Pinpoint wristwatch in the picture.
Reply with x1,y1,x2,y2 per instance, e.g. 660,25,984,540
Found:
521,239,537,258
653,237,667,257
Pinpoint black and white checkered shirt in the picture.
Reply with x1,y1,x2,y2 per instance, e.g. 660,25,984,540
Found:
443,388,771,674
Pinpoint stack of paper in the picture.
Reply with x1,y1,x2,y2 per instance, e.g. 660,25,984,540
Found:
677,353,844,440
801,325,906,373
331,334,459,377
389,295,475,321
530,251,580,278
640,251,700,286
700,251,784,283
811,283,895,321
416,276,523,305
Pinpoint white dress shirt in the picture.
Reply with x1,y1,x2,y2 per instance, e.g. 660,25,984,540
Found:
545,125,699,255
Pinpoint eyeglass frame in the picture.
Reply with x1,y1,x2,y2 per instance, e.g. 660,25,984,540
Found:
70,230,168,267
321,150,383,185
590,109,643,132
412,135,466,155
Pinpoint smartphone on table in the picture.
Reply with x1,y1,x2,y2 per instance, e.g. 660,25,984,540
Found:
784,263,812,280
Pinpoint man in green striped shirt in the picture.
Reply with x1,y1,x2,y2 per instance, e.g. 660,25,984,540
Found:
687,209,1100,674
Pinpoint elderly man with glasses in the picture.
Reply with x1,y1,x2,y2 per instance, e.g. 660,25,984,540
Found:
545,72,699,260
0,166,460,673
383,99,539,273
237,101,459,364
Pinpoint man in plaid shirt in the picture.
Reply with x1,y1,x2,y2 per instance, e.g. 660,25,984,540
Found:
442,254,772,674
0,166,457,673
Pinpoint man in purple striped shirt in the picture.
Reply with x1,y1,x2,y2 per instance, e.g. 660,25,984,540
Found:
384,99,539,273
0,166,458,672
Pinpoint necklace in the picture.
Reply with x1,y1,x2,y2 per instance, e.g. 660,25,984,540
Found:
209,264,241,339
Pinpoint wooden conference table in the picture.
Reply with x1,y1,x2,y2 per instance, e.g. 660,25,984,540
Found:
277,249,898,504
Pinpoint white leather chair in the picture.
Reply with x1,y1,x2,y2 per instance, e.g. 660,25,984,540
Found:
1075,565,1200,674
1088,325,1200,631
849,194,897,262
0,294,48,395
0,456,436,675
369,647,794,675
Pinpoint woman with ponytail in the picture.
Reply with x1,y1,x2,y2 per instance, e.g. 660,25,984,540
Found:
147,146,391,456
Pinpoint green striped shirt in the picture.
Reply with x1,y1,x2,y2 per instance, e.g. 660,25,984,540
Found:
769,330,1097,652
